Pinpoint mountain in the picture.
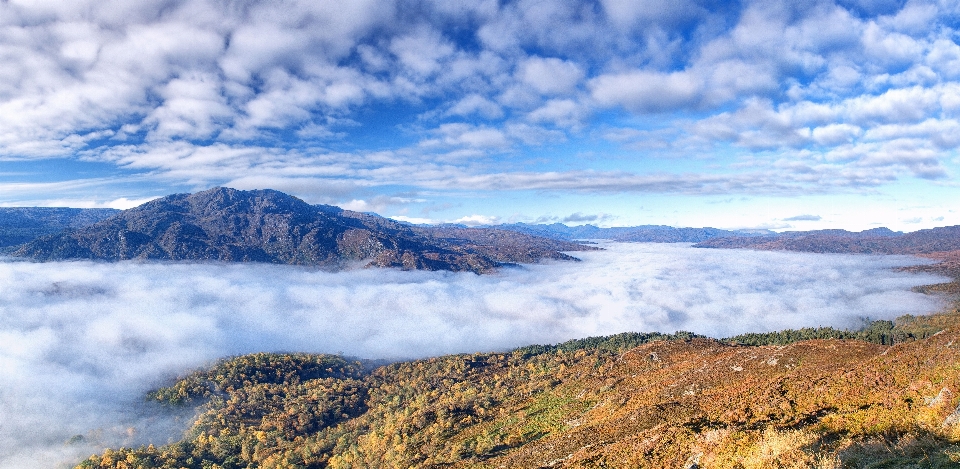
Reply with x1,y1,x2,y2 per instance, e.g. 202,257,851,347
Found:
0,207,118,250
12,188,595,273
76,309,960,468
694,226,960,294
696,225,960,275
495,222,772,243
692,226,960,254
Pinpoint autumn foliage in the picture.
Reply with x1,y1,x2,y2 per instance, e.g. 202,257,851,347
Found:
76,310,960,468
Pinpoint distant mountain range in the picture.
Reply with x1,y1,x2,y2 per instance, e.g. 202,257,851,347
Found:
0,207,118,248
9,188,594,273
498,222,960,265
493,222,771,243
693,226,960,255
5,188,960,275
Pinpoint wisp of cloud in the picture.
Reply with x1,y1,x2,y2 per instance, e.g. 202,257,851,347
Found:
0,243,947,468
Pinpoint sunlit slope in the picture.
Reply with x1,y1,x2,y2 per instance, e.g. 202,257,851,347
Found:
77,312,960,468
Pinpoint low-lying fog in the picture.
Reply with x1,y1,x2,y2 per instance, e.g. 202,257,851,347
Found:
0,242,949,468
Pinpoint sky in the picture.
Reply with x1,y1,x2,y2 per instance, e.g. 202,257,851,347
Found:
1,0,960,231
0,243,946,468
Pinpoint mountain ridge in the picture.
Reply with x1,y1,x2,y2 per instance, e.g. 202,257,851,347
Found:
0,207,118,250
693,226,960,254
491,222,772,243
11,188,595,273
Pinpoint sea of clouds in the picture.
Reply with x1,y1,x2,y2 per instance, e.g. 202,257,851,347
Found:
0,242,949,468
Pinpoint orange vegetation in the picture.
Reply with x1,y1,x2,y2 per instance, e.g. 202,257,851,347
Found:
77,308,960,468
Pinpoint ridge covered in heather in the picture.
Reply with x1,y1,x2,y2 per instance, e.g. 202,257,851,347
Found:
11,188,595,273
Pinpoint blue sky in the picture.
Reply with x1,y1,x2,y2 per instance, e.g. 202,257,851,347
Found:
1,0,959,231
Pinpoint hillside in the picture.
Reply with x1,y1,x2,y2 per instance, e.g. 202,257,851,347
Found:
11,188,595,273
0,207,117,250
75,309,960,468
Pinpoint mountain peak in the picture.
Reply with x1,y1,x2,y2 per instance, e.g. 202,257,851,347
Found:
12,188,593,272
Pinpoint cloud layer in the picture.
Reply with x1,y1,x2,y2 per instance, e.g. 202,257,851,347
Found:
1,0,959,226
0,243,946,468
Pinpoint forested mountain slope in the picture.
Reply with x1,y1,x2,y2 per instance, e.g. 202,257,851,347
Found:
76,311,960,468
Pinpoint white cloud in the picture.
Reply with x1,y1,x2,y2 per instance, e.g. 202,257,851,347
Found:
879,1,939,34
144,73,232,141
390,26,455,78
846,86,941,124
0,244,945,468
447,94,504,119
504,122,566,145
423,123,510,149
817,63,864,92
590,69,701,113
453,214,500,225
863,118,960,149
861,22,924,70
927,38,960,79
812,123,863,146
339,195,424,214
518,56,584,95
526,99,586,129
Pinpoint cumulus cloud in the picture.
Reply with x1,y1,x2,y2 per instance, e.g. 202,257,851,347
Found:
590,70,702,113
0,244,946,468
447,94,504,119
518,56,584,95
526,99,587,129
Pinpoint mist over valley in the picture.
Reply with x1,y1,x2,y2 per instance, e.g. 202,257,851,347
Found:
0,242,948,468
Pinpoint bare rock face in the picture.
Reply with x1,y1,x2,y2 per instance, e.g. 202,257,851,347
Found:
13,187,595,273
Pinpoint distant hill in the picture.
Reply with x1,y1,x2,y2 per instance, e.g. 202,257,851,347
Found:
495,222,772,242
694,226,960,255
0,207,118,250
12,188,594,273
